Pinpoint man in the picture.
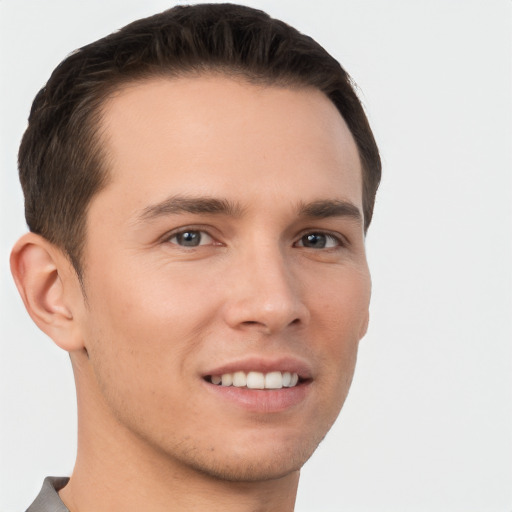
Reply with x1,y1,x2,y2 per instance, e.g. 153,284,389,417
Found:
10,4,380,511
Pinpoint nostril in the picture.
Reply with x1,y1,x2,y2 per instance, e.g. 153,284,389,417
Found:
241,318,301,329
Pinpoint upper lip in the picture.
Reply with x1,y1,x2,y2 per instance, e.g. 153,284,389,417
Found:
203,355,313,380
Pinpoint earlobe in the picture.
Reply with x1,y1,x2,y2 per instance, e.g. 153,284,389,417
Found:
10,233,85,352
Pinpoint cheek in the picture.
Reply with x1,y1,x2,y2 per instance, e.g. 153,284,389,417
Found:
308,265,370,398
79,278,203,439
309,262,371,339
80,264,227,397
77,265,235,453
84,261,219,342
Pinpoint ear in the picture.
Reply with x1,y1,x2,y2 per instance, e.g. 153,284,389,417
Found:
10,232,85,352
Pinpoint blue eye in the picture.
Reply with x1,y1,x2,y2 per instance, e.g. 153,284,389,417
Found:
297,233,341,249
169,230,213,247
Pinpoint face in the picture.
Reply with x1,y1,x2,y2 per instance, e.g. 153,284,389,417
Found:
75,75,371,481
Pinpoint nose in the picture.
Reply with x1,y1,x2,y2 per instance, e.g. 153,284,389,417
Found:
222,244,310,335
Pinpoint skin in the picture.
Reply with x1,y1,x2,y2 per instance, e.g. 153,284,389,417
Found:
11,75,371,512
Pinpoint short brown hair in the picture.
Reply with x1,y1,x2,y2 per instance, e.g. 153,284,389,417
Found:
18,3,381,278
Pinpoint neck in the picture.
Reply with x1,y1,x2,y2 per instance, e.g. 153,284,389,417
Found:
60,357,300,512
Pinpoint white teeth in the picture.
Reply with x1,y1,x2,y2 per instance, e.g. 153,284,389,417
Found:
232,371,247,387
265,371,283,389
210,371,301,389
246,371,265,389
221,373,233,386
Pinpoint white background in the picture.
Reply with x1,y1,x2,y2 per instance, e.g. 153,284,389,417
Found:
1,1,511,511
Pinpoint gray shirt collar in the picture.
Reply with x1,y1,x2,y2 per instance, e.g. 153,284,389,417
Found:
26,477,70,512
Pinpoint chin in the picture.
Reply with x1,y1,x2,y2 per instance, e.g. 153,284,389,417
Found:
188,452,306,483
169,429,326,484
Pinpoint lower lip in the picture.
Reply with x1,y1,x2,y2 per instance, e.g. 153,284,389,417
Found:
203,381,311,413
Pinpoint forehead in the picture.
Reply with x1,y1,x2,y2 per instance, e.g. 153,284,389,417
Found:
95,74,363,216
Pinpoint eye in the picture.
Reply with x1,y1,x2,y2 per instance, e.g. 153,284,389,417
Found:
167,229,214,247
295,232,342,249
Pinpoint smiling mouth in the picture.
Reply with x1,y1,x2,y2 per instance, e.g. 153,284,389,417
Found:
205,370,303,390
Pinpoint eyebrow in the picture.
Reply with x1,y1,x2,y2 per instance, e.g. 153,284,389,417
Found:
137,195,362,225
138,195,244,221
298,199,363,224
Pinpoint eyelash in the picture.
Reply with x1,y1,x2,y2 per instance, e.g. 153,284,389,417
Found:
163,227,347,250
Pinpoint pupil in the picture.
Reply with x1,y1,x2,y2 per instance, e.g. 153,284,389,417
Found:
178,231,200,246
303,233,326,248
